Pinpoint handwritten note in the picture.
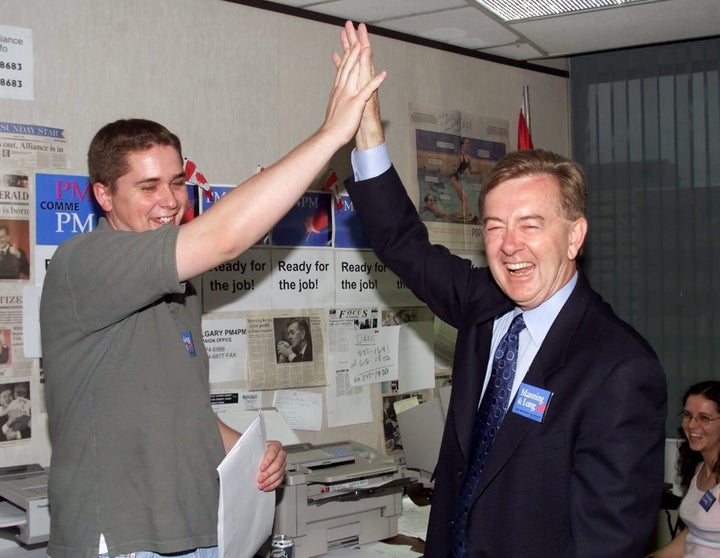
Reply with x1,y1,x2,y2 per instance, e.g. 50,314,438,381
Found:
272,390,323,431
349,326,399,386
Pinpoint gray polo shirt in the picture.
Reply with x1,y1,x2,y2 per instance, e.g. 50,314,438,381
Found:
41,219,225,558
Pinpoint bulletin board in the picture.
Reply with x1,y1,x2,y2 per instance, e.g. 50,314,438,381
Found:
0,0,569,467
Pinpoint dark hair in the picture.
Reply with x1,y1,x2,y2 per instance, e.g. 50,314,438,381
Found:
288,318,310,336
479,149,587,221
87,119,182,192
676,380,720,487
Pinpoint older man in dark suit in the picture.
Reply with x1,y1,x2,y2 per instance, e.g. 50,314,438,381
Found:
276,318,313,363
339,21,666,558
0,224,29,279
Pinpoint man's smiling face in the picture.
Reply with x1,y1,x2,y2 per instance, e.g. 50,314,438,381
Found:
93,144,188,233
482,173,587,310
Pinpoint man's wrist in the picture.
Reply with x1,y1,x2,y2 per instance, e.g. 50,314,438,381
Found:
355,99,384,151
355,123,384,151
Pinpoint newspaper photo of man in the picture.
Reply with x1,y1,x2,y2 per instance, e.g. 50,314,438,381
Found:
275,317,313,363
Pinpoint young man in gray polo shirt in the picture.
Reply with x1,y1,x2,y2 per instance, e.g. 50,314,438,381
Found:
40,25,386,558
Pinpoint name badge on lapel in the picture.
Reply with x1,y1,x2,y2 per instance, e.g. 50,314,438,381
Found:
512,383,553,423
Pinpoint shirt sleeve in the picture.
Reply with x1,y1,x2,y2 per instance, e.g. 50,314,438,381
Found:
351,143,392,181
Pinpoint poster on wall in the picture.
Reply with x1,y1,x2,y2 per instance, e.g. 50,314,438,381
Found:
270,191,332,248
34,173,98,285
409,103,508,252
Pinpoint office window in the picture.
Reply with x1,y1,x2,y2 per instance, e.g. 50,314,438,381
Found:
570,37,720,436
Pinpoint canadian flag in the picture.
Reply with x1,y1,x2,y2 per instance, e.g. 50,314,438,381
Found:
518,86,534,150
181,158,213,223
184,158,212,199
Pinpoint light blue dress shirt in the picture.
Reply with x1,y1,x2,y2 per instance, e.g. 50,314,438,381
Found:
488,273,577,405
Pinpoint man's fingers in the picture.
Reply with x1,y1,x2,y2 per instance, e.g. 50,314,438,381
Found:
333,41,362,90
357,23,373,55
340,26,351,52
343,20,359,48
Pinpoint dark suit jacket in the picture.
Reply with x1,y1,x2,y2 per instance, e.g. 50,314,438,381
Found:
295,341,312,362
346,166,667,558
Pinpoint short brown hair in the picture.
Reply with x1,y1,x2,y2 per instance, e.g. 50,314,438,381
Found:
479,149,587,221
87,119,182,192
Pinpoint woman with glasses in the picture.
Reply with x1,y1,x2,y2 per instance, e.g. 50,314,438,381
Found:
647,380,720,557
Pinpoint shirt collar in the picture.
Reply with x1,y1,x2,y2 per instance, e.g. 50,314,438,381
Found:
520,272,578,347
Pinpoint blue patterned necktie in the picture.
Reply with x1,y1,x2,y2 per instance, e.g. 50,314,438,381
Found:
450,313,526,558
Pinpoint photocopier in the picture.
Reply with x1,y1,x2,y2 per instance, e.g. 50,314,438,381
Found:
272,440,409,558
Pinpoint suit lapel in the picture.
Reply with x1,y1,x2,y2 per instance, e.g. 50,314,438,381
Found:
452,298,509,463
453,319,492,462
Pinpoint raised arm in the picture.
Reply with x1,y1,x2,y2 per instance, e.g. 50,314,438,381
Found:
175,25,386,281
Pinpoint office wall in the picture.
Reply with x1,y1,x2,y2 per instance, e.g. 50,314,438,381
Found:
1,0,569,456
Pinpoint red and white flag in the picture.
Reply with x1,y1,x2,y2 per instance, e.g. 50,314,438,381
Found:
323,169,343,210
518,86,534,150
184,158,212,199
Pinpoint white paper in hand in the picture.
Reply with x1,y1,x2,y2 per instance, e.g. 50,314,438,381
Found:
217,415,275,558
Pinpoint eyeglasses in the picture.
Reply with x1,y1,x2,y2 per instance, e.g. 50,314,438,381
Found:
679,410,720,427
